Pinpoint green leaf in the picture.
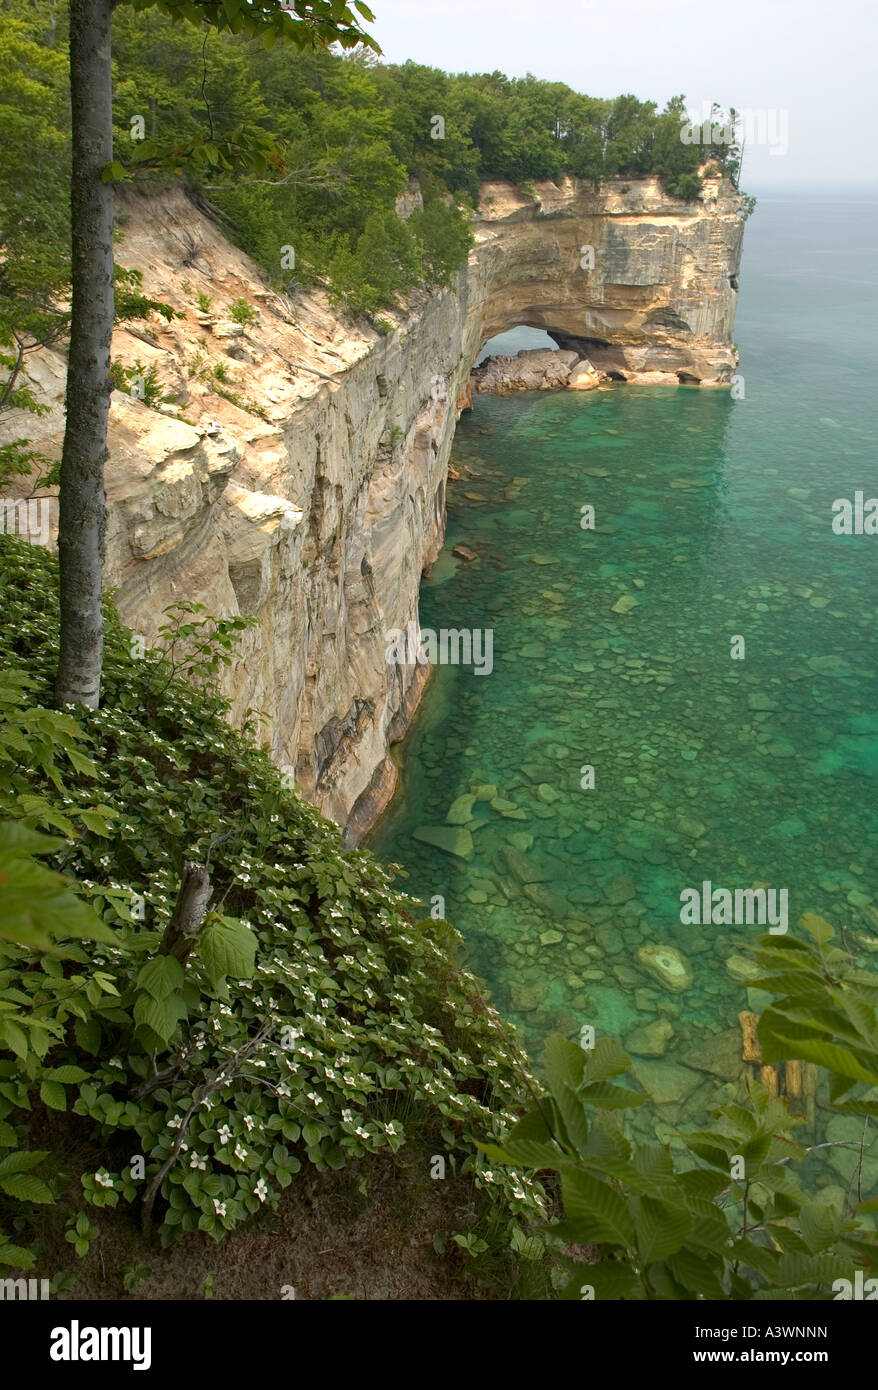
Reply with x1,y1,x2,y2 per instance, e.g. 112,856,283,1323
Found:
44,1065,90,1084
543,1034,586,1092
0,1019,28,1060
583,1037,631,1083
133,990,187,1043
761,1030,878,1087
74,1017,101,1055
633,1143,677,1191
0,822,67,857
0,1172,54,1203
635,1195,692,1264
66,749,98,778
581,1119,635,1182
560,1165,636,1247
39,1079,66,1111
197,915,257,986
579,1080,647,1110
800,912,835,945
551,1081,589,1156
666,1247,726,1299
137,955,185,1001
682,1129,735,1170
494,1135,563,1169
0,1241,36,1268
679,1167,728,1201
0,1149,48,1176
799,1202,844,1254
775,1251,851,1287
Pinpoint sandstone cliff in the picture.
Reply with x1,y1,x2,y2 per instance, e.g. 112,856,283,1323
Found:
2,174,744,839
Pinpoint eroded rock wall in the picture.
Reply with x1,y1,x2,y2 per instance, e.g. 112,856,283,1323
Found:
2,174,744,838
467,174,744,384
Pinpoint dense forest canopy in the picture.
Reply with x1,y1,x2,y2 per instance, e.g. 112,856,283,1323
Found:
1,0,740,322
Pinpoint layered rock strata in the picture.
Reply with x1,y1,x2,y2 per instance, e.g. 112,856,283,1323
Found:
2,174,744,838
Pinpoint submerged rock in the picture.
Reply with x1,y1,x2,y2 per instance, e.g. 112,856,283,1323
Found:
636,943,693,992
412,824,474,860
508,979,548,1013
611,593,639,614
523,881,569,918
680,1028,743,1079
631,1058,702,1105
445,793,477,825
605,875,637,906
471,783,498,802
725,954,761,985
625,1017,674,1057
539,929,564,946
498,845,550,883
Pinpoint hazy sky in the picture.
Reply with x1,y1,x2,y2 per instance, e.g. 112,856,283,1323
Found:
370,0,877,187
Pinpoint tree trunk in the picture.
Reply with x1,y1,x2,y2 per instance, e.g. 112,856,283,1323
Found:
160,862,213,965
55,0,115,709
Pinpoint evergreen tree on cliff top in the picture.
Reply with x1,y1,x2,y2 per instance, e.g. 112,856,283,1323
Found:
55,0,378,710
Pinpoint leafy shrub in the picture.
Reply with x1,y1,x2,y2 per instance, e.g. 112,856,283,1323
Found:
153,600,257,694
0,536,543,1274
410,195,472,289
664,171,703,201
327,208,422,318
228,298,257,327
109,359,166,408
482,917,878,1300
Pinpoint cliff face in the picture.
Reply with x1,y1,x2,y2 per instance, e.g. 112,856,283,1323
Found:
468,175,744,384
4,175,744,839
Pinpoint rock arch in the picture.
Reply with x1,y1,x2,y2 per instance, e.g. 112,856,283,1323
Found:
460,175,744,390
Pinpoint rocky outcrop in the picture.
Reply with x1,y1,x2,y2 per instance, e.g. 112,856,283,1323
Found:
466,174,744,385
472,347,581,393
472,347,609,393
2,174,744,839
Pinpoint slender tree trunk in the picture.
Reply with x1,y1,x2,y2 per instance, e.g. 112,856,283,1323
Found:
55,0,115,709
159,862,214,965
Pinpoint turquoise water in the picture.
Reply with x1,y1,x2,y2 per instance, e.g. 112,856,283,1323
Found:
370,189,878,1172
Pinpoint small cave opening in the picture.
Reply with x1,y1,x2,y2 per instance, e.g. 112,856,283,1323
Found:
729,273,739,291
606,370,626,382
676,370,701,385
